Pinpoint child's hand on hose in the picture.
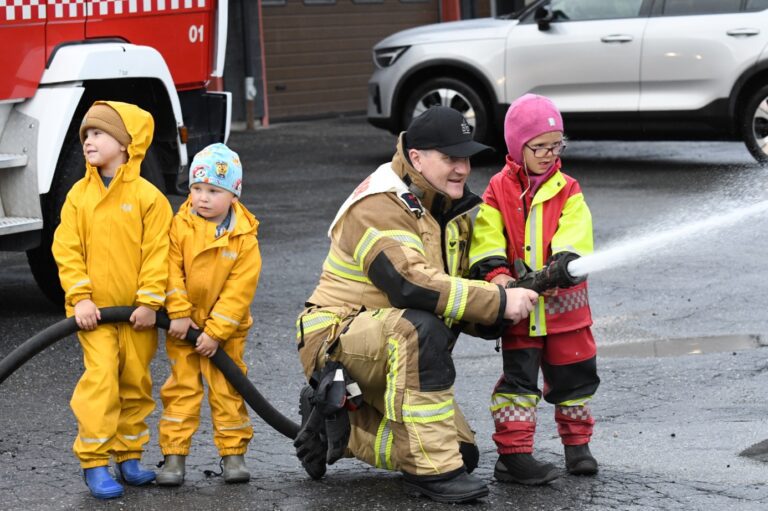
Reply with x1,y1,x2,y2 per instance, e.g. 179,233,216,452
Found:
130,305,156,331
195,332,218,358
74,299,101,331
168,317,198,340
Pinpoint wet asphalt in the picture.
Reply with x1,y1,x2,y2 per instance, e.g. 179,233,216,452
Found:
0,116,767,510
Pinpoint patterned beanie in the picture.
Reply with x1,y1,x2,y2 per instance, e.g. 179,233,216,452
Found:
79,102,132,147
189,143,243,197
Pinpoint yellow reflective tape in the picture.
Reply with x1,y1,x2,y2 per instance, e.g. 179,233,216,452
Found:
212,312,240,326
385,337,399,421
354,228,425,264
296,312,340,339
69,279,91,293
444,278,469,321
558,396,592,407
490,393,540,411
375,416,394,470
402,398,455,423
323,253,371,284
445,220,459,277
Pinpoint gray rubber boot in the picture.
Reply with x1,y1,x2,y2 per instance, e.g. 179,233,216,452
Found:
494,453,561,485
564,444,598,475
156,455,186,486
222,455,251,484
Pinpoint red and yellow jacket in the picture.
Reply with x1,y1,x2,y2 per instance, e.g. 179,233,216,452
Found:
470,157,593,337
165,199,261,342
52,100,173,315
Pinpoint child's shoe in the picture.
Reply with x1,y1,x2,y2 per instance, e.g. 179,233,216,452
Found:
564,444,598,475
84,466,124,499
222,455,250,483
116,459,156,486
156,455,186,486
494,453,561,485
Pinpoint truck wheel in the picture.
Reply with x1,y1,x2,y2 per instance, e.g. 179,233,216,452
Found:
741,84,768,165
402,76,493,146
26,129,84,305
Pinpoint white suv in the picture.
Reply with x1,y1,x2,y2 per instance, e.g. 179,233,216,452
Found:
367,0,768,163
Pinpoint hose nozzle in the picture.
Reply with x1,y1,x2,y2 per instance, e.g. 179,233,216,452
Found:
506,252,585,294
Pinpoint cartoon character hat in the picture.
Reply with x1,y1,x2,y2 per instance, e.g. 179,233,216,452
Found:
504,94,564,164
79,102,132,147
189,143,243,197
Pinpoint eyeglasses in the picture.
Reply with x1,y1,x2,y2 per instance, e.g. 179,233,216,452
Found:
525,142,566,158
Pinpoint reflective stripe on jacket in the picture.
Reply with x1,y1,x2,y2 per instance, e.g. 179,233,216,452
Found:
470,158,593,336
165,199,261,342
52,100,173,313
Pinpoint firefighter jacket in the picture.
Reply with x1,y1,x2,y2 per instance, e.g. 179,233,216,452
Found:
469,156,593,337
165,198,261,342
303,134,506,368
53,100,172,314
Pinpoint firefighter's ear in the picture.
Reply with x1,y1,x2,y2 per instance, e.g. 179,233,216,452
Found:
409,148,423,173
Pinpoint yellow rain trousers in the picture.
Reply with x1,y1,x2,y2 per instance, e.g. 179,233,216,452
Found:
159,199,261,456
52,101,173,468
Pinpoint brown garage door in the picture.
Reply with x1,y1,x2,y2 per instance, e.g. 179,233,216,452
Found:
262,0,439,120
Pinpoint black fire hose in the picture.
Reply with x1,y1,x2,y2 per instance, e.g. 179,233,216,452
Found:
0,306,299,440
506,252,585,293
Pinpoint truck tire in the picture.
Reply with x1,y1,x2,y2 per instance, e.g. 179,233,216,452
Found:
402,76,492,146
741,83,768,165
26,124,167,305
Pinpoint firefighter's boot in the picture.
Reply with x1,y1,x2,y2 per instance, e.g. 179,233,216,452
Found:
564,444,598,475
116,459,156,486
494,453,560,485
222,455,251,484
84,466,124,499
403,468,489,503
294,385,327,480
156,455,186,486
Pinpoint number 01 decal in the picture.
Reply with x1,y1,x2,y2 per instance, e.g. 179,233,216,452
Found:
189,25,205,43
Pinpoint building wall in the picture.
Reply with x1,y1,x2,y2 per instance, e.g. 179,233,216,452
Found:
262,0,439,120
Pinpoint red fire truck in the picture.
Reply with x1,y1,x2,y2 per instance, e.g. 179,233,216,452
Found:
1,0,231,302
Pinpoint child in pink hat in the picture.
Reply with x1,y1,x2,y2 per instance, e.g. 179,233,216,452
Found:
469,94,600,485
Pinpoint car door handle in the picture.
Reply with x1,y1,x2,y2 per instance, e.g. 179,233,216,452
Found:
600,34,634,43
727,28,760,37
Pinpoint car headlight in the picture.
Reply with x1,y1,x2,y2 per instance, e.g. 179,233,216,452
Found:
373,46,410,69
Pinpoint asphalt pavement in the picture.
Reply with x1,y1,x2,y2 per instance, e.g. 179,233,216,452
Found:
0,116,767,510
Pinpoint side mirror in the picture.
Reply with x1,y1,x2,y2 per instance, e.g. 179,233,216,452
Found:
534,6,553,31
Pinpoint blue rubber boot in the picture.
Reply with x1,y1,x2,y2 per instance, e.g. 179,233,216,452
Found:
116,459,156,486
84,466,124,499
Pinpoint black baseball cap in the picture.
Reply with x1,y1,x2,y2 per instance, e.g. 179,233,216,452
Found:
405,106,493,158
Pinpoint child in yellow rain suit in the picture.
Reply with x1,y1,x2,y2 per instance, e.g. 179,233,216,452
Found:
52,101,173,499
156,143,262,486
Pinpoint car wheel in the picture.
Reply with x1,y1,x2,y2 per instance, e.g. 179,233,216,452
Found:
741,84,768,164
402,77,492,145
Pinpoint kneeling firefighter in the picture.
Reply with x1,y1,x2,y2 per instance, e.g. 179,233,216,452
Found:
293,107,539,504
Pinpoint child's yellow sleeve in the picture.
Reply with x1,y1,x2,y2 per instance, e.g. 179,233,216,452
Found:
135,193,173,310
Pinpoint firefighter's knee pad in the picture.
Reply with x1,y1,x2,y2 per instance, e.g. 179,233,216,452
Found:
401,309,457,391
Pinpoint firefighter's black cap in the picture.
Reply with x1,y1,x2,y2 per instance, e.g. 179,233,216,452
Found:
404,106,493,158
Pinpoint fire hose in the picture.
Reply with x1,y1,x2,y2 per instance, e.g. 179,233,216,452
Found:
505,252,586,293
0,306,300,440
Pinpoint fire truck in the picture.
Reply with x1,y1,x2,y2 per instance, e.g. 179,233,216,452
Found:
0,0,231,302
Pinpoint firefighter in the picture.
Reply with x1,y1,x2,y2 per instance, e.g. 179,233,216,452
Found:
294,106,539,503
469,94,600,485
52,101,173,499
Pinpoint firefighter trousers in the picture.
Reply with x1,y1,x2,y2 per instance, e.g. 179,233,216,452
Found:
158,334,252,456
298,306,474,476
71,324,157,469
491,328,600,454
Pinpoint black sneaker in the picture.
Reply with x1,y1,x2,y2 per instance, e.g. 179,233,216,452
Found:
294,385,327,480
403,468,489,503
564,444,598,475
494,453,560,485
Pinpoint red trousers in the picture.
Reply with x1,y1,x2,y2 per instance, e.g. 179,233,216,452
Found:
490,328,599,454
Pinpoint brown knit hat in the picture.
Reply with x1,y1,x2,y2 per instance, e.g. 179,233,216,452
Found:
79,103,131,147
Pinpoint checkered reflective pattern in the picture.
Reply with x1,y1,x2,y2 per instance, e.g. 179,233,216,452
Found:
493,406,536,424
1,0,205,21
556,405,592,421
545,287,589,315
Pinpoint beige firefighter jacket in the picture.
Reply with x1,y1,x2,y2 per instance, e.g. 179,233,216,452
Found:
302,135,506,366
52,100,173,315
165,199,261,342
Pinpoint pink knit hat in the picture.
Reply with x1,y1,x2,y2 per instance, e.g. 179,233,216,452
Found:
504,94,564,164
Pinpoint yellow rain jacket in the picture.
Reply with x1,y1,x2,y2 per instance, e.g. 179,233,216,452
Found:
160,198,261,456
164,198,261,341
52,100,173,468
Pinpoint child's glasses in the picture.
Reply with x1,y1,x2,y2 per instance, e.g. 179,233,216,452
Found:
525,143,567,158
